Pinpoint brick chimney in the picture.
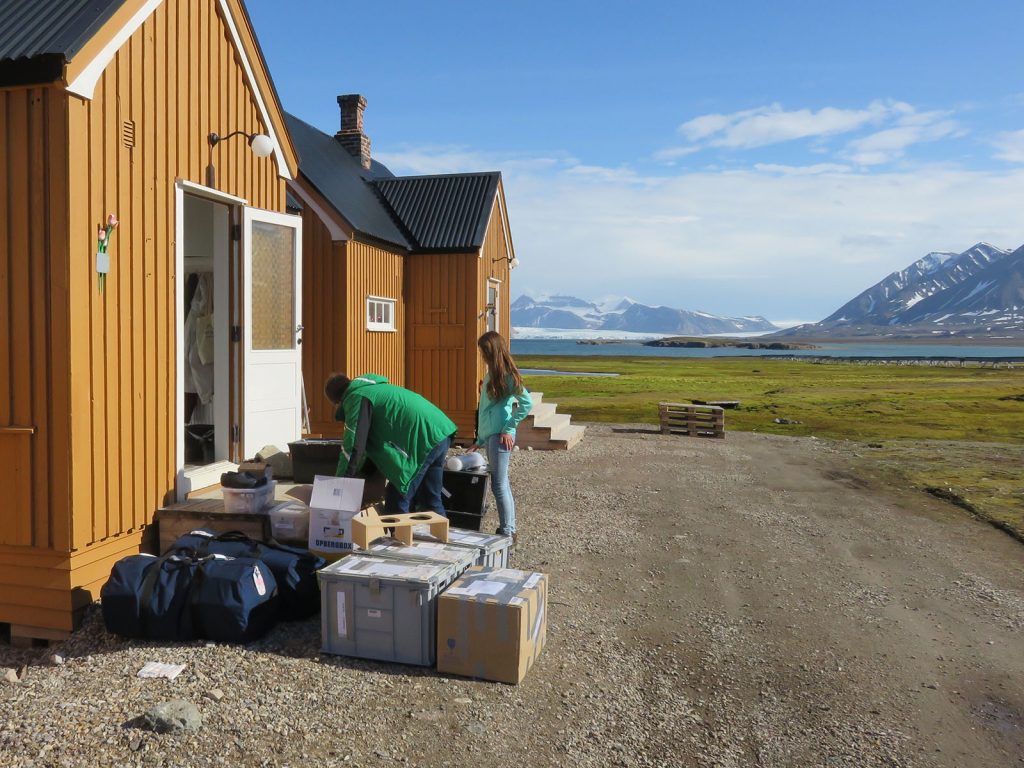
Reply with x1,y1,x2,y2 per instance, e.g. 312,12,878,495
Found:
336,94,371,169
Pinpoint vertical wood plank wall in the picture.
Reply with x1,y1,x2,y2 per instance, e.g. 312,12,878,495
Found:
300,222,406,437
405,251,480,438
0,85,72,628
345,240,404,385
300,207,346,436
0,0,288,631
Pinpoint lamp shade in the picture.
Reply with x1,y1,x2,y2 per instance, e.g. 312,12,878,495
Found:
249,133,274,158
509,256,520,269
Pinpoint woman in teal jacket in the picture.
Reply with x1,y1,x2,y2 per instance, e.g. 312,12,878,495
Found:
469,331,533,541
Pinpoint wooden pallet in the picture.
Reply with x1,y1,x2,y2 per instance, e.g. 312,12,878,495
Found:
659,402,725,439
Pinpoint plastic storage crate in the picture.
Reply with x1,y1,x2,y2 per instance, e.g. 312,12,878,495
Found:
415,528,512,569
359,539,477,576
221,480,277,514
318,553,458,666
289,439,343,484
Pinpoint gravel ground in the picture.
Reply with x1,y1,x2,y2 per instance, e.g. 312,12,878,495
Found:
2,424,1023,767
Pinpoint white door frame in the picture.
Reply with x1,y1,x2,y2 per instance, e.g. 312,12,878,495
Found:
174,180,247,500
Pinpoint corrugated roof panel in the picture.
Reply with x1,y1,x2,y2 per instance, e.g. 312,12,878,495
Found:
374,173,498,251
0,0,126,64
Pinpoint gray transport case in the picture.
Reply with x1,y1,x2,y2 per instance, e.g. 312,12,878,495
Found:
318,554,457,666
414,527,513,569
360,539,478,575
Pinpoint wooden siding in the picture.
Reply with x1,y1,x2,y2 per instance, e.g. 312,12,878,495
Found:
0,0,288,632
0,86,69,561
345,240,404,385
404,194,514,441
300,222,406,437
301,206,346,436
405,251,480,438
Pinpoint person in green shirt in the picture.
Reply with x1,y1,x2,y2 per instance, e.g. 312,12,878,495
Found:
325,373,457,515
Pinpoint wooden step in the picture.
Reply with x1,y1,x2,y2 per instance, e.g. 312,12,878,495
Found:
530,412,570,432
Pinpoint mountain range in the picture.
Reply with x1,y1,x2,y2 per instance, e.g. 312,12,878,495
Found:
511,295,776,335
775,242,1024,338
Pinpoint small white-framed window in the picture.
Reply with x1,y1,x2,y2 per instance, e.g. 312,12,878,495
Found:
366,296,396,332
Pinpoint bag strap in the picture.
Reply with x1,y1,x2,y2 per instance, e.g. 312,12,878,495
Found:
139,547,199,634
210,530,263,558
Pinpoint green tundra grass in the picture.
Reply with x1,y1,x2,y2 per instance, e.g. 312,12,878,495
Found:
519,355,1024,537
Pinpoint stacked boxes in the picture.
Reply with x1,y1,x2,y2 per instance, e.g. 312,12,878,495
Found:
437,567,548,684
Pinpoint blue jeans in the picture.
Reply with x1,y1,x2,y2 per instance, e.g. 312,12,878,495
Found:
486,434,515,535
385,437,450,516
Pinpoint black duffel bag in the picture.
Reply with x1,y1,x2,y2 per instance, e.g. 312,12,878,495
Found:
171,529,325,620
101,548,280,643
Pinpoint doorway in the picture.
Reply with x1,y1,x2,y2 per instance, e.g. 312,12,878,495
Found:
179,193,232,489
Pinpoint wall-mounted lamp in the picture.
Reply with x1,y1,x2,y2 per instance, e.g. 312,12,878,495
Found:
206,130,274,186
493,255,520,269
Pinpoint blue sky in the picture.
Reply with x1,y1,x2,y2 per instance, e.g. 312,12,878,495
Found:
248,1,1024,325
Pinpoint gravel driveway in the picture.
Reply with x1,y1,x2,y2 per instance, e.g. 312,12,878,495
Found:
2,424,1022,767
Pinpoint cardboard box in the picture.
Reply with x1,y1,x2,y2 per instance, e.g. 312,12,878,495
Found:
307,475,365,561
437,567,548,684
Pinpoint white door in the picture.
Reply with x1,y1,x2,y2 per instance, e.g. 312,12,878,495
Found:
241,207,303,459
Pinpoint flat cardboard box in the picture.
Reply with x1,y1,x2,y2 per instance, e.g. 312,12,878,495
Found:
436,567,548,685
307,475,365,561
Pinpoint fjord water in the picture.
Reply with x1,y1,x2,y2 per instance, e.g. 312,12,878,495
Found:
511,339,1024,359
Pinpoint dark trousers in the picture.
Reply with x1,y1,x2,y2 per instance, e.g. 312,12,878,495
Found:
384,437,450,516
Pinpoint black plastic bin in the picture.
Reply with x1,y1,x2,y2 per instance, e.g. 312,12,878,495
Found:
442,469,489,531
289,439,343,484
185,424,215,464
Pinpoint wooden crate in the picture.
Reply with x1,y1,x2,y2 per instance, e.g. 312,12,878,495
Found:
658,402,725,439
155,499,271,554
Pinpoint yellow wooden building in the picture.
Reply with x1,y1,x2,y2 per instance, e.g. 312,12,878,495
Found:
0,0,304,640
286,97,517,440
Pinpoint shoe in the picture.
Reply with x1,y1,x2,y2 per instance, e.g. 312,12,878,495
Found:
512,532,519,546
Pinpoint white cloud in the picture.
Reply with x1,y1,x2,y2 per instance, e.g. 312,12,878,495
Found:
375,145,574,175
753,163,852,176
844,112,961,165
675,101,898,149
659,101,963,167
993,129,1024,163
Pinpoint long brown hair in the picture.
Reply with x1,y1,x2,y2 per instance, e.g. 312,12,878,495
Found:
478,331,523,400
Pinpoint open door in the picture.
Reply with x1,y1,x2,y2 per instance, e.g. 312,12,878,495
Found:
241,207,303,459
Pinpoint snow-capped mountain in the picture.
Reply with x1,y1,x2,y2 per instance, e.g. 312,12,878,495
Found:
776,242,1024,337
511,294,776,335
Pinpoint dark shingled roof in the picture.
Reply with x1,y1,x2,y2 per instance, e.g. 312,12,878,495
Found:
286,112,500,253
284,112,409,249
373,173,500,252
0,0,127,86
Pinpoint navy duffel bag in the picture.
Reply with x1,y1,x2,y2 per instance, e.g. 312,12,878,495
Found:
101,548,279,643
102,551,198,641
171,529,325,620
191,554,280,643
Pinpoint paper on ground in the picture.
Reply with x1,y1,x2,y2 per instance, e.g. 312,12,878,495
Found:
137,662,186,680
